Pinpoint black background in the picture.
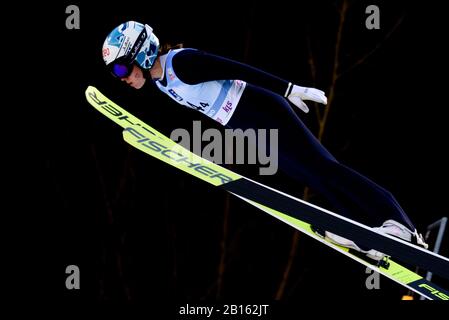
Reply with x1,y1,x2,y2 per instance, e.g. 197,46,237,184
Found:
8,0,449,309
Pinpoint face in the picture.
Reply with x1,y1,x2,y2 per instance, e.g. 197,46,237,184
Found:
121,65,146,89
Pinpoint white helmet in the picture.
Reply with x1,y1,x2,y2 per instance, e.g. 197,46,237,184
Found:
102,21,160,77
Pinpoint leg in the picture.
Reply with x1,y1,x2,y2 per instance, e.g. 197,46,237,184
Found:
227,84,415,230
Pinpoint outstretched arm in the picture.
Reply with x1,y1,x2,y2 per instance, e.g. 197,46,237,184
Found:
171,49,327,113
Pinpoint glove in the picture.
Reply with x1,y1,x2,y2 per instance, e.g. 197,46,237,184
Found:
284,82,327,113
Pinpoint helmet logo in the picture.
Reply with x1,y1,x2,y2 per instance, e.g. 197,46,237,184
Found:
129,29,147,61
102,48,110,58
122,38,131,55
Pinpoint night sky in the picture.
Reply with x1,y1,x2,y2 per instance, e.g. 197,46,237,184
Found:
10,0,449,308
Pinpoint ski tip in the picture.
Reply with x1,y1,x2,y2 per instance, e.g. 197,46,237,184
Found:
85,85,98,97
85,86,103,103
85,86,92,98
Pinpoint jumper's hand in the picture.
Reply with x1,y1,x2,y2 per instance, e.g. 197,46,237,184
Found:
285,83,327,113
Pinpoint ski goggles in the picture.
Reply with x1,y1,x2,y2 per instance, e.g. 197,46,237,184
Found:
109,60,134,78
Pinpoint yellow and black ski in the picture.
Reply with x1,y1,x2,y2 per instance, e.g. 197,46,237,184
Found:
86,86,449,300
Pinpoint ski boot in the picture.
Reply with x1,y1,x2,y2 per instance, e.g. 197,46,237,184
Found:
313,220,428,262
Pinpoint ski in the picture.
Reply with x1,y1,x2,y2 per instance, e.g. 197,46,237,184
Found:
86,86,449,300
